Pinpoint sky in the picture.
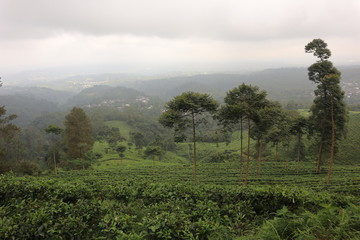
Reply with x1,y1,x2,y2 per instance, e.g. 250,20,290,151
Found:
1,0,360,74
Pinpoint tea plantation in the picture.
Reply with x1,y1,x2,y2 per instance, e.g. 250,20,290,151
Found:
1,161,359,239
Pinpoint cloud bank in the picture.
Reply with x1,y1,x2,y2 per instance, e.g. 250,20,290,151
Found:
1,0,359,72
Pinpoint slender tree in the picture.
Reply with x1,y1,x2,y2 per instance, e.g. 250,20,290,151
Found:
265,110,291,162
251,101,284,177
217,84,268,185
217,87,248,184
159,92,218,184
289,116,308,172
305,39,348,182
45,125,63,174
64,107,94,160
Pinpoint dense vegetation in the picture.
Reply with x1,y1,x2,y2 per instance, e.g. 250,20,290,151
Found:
1,40,360,239
1,169,359,239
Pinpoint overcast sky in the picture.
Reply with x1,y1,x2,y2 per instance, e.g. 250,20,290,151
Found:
1,0,359,74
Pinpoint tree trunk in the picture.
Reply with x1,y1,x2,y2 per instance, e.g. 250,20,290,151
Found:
53,150,57,174
245,117,251,186
257,139,262,177
192,113,197,185
240,118,243,184
317,107,328,173
316,134,324,173
286,143,290,170
327,97,335,184
297,135,301,174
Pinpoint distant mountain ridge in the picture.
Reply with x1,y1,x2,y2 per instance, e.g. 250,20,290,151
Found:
64,85,153,108
0,84,157,126
120,66,360,104
0,86,74,104
120,68,313,102
1,66,360,126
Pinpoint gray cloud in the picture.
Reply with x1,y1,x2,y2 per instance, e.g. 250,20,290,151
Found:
1,0,359,41
0,0,359,72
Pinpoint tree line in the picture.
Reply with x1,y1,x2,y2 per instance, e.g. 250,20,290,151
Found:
159,39,348,185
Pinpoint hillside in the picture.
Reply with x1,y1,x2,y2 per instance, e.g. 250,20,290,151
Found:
2,66,360,126
0,94,60,126
0,87,73,126
121,66,360,105
63,85,163,117
0,85,160,126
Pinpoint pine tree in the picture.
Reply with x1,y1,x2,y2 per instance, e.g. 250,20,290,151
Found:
305,39,348,183
64,107,94,159
45,125,63,174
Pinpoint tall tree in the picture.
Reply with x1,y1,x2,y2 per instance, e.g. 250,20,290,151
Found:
305,39,348,183
217,84,266,184
0,80,20,169
251,101,284,177
265,109,291,162
64,107,94,159
289,116,308,172
45,125,63,174
159,92,218,184
217,84,268,185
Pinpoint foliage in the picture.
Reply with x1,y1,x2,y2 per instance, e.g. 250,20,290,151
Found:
159,92,219,141
203,150,238,163
0,81,20,164
97,125,126,149
14,160,41,176
144,145,163,160
217,84,270,183
0,172,358,239
130,131,147,149
64,107,94,159
159,92,219,184
116,145,127,158
44,125,63,136
305,39,348,181
44,125,63,173
246,204,360,240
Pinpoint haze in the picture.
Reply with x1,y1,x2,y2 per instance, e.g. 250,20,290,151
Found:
1,0,360,75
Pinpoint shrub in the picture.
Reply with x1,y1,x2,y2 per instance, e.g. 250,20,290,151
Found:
15,160,40,176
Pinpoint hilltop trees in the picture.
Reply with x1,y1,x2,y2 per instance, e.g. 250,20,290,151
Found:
64,107,94,161
159,92,219,184
305,39,348,183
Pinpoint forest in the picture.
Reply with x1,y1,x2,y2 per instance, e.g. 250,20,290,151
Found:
0,39,360,239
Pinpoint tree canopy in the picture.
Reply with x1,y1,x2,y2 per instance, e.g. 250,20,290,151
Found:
159,92,219,184
0,80,20,165
305,38,348,183
64,107,94,159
